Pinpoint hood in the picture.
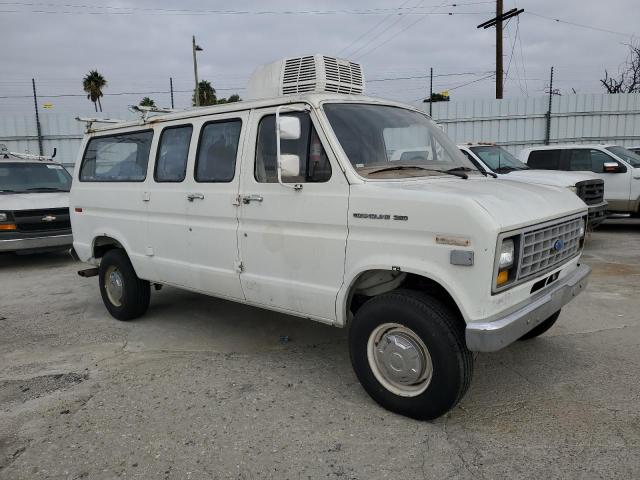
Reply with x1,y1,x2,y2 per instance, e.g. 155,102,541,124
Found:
497,169,599,187
370,176,587,230
0,192,69,211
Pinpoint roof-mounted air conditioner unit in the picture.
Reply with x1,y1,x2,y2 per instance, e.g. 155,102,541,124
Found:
246,54,365,100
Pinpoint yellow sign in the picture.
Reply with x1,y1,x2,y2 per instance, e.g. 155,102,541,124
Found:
441,90,449,98
43,103,53,109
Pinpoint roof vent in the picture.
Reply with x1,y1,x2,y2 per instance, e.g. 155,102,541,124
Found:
246,54,365,100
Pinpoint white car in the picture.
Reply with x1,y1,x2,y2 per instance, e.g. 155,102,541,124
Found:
0,145,73,253
70,55,590,420
520,144,640,216
459,143,608,226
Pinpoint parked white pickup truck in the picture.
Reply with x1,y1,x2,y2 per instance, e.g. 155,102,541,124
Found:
520,144,640,216
0,144,73,253
70,55,590,420
459,143,608,226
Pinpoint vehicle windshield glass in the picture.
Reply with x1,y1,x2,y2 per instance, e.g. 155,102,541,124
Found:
323,103,478,178
606,146,640,167
469,146,529,172
0,162,72,193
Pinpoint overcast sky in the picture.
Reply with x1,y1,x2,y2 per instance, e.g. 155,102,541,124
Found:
1,0,638,115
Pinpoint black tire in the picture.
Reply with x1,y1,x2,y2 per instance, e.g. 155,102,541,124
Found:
349,289,473,421
518,310,561,341
98,249,150,321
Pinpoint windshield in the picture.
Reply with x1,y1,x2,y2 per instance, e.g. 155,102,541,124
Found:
469,146,529,172
606,146,640,167
323,103,479,178
0,162,72,193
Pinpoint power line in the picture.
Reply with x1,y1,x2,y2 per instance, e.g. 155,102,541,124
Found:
0,87,243,100
527,11,636,38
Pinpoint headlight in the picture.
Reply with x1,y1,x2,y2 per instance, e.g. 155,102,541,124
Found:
498,239,515,269
579,219,586,237
0,213,7,222
567,185,577,193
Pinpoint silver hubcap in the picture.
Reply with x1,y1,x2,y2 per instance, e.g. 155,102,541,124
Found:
105,266,124,307
367,323,433,397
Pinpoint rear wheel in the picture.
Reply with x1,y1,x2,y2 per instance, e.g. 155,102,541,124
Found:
518,310,561,340
98,249,150,321
349,290,473,420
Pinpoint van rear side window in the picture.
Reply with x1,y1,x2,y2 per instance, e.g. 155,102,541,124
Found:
80,130,153,182
195,120,242,183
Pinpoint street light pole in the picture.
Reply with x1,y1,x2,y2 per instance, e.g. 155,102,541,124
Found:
192,35,203,107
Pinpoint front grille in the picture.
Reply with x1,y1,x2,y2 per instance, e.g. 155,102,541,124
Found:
518,217,584,280
576,179,604,205
12,207,71,232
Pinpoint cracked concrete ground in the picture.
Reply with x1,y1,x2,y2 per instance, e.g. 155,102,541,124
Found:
1,218,639,479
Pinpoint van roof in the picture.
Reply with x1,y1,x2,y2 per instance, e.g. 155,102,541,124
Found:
83,93,424,133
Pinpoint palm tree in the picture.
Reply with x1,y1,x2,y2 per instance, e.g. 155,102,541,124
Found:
82,70,107,112
192,80,216,106
139,97,156,108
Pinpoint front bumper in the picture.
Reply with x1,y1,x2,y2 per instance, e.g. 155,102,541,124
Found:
587,201,608,227
466,263,591,352
0,234,73,252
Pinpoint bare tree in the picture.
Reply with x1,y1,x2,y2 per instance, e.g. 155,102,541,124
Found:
601,42,640,94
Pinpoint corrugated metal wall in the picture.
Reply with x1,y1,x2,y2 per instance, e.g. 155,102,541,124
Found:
0,111,133,168
426,92,640,155
1,93,640,165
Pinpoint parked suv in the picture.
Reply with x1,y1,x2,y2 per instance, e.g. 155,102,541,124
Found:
520,144,640,215
71,56,591,420
0,144,73,253
459,143,607,226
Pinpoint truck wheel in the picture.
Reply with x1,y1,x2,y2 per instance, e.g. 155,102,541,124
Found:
518,310,561,340
98,249,150,321
349,290,473,420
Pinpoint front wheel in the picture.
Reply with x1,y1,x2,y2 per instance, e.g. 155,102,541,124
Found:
98,249,150,321
349,290,473,420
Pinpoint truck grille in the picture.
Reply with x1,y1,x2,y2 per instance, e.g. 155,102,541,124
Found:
576,179,604,205
12,208,71,232
518,217,584,280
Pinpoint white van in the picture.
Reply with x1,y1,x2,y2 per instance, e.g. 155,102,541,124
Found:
459,143,607,226
520,144,640,216
71,55,590,420
0,145,73,253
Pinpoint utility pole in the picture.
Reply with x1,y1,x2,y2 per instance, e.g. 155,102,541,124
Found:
192,35,203,107
169,77,175,109
495,0,503,99
31,78,43,156
477,4,524,99
429,67,433,116
545,66,554,145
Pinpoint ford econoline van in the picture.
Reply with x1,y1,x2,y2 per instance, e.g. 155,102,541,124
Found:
71,55,590,420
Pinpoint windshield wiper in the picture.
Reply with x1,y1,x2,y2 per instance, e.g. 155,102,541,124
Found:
0,189,20,193
368,165,468,179
25,187,69,192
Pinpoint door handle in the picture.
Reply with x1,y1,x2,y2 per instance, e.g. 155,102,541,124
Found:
187,193,205,202
241,194,263,204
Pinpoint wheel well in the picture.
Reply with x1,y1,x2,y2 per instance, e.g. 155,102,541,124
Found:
93,236,123,259
346,270,463,325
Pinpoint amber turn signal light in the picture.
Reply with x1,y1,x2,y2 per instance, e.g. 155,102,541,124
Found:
496,269,509,286
0,223,17,230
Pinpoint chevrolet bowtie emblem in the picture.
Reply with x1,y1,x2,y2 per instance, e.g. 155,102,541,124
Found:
42,215,57,222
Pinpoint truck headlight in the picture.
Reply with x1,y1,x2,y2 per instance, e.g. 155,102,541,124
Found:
567,185,577,193
0,213,6,222
498,238,515,269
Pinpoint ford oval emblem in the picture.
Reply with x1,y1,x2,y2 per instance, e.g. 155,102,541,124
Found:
553,239,565,252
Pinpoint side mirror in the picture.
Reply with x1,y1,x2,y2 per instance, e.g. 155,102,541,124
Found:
280,154,300,178
603,161,623,173
278,116,301,140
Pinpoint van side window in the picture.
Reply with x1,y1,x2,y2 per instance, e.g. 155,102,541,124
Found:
195,120,242,182
80,130,153,182
527,150,561,170
255,113,332,183
155,125,192,182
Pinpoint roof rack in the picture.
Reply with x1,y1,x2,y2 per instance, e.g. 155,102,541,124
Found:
75,116,126,133
1,143,57,162
129,105,177,122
